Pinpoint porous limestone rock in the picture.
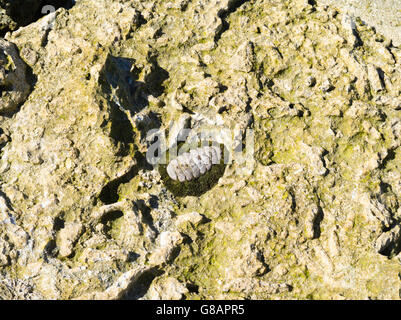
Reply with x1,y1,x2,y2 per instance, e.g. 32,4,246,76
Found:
0,1,74,35
0,0,401,300
145,277,189,300
0,39,31,113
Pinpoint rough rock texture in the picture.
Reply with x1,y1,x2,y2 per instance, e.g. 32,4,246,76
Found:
320,0,401,47
0,1,74,35
0,39,31,113
0,0,401,299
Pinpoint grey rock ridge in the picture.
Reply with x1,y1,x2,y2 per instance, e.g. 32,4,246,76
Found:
0,0,401,299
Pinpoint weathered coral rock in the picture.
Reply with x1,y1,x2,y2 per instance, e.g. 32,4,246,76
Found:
0,39,31,113
0,0,401,300
0,0,73,35
146,277,189,300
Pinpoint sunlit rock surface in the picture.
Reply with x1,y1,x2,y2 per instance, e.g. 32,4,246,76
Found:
0,0,401,299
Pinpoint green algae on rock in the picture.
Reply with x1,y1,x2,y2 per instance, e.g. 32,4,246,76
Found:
0,0,401,299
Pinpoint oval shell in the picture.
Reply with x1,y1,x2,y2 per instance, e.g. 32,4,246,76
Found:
166,146,221,182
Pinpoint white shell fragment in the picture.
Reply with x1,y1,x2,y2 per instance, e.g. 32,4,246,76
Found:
166,146,221,182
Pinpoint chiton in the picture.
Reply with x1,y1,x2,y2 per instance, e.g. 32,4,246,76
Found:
166,145,221,182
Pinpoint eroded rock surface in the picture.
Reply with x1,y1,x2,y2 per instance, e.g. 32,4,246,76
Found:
0,0,401,299
320,0,401,47
0,39,31,113
0,0,75,35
